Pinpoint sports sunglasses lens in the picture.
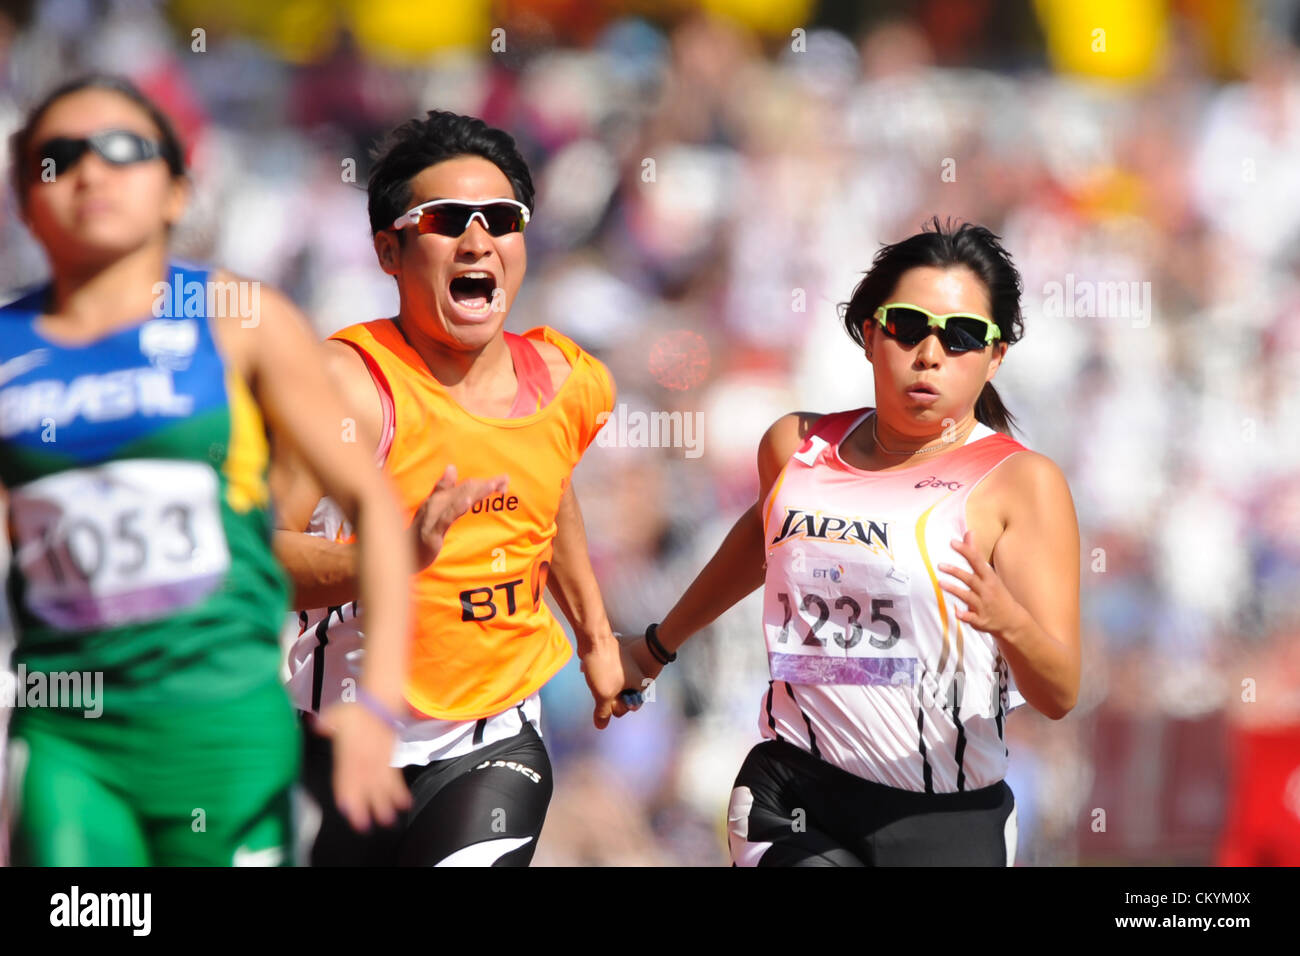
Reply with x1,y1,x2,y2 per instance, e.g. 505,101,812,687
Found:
416,204,472,236
886,308,931,344
481,205,524,235
945,319,988,351
38,138,89,175
94,131,148,164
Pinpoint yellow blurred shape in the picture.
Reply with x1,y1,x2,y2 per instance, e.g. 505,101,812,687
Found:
1074,166,1146,220
1183,0,1252,78
1035,0,1169,81
168,0,491,63
699,0,815,37
168,0,339,63
344,0,492,63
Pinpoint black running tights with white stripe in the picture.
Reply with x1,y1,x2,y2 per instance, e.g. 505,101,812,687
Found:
727,739,1017,866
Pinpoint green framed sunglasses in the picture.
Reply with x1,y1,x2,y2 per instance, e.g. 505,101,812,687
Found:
873,302,1002,353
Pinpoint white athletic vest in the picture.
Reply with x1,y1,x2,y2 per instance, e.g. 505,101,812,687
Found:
759,408,1028,793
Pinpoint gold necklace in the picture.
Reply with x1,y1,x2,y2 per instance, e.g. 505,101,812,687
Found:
871,414,973,457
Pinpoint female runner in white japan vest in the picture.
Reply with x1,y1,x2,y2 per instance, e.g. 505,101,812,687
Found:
615,219,1081,866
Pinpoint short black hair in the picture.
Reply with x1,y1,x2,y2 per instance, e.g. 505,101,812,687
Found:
10,73,186,204
366,110,535,236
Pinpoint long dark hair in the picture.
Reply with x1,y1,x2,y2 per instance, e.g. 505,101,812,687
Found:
840,217,1024,435
10,74,186,203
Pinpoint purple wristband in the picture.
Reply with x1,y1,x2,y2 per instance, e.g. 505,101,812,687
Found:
356,687,405,732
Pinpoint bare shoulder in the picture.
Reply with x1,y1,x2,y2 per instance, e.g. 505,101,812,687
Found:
761,411,825,458
321,337,372,388
971,448,1077,574
991,449,1075,518
205,268,303,379
530,337,574,394
320,338,383,448
997,448,1069,489
758,411,824,498
207,268,382,448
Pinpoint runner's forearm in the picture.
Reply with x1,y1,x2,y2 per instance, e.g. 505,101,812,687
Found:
993,608,1078,720
349,493,412,713
272,532,360,611
546,484,615,656
657,502,766,652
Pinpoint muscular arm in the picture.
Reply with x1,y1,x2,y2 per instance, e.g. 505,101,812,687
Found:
655,503,766,652
273,510,368,609
988,454,1081,720
239,298,409,714
547,480,628,728
546,482,616,657
218,285,413,830
268,340,384,611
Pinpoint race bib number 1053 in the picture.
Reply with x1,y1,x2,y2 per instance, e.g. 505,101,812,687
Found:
10,460,231,631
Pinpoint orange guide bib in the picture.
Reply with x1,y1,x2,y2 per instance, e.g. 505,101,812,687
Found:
331,320,615,720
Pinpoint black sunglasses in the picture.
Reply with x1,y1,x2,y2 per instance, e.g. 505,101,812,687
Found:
873,303,1002,354
32,130,171,180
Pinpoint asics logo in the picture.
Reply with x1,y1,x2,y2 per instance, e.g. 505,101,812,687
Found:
473,758,542,784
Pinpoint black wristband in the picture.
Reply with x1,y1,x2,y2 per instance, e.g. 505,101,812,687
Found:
645,622,677,665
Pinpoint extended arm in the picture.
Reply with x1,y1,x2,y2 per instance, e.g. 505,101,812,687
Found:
656,502,766,652
616,412,822,698
240,289,411,829
268,341,383,611
546,481,623,727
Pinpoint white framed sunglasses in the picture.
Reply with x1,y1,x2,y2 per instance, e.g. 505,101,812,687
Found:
390,198,530,237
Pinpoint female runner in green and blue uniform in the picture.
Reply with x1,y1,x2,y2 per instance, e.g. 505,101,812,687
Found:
0,75,425,866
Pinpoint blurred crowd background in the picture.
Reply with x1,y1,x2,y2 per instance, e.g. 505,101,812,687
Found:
2,0,1299,865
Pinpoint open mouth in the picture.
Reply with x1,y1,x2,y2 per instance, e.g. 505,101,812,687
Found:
449,272,497,313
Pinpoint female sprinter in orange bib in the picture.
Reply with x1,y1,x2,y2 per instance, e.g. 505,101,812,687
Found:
277,111,623,866
617,219,1080,866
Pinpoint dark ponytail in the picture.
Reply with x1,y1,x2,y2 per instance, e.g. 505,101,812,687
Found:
840,216,1023,435
974,382,1016,435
